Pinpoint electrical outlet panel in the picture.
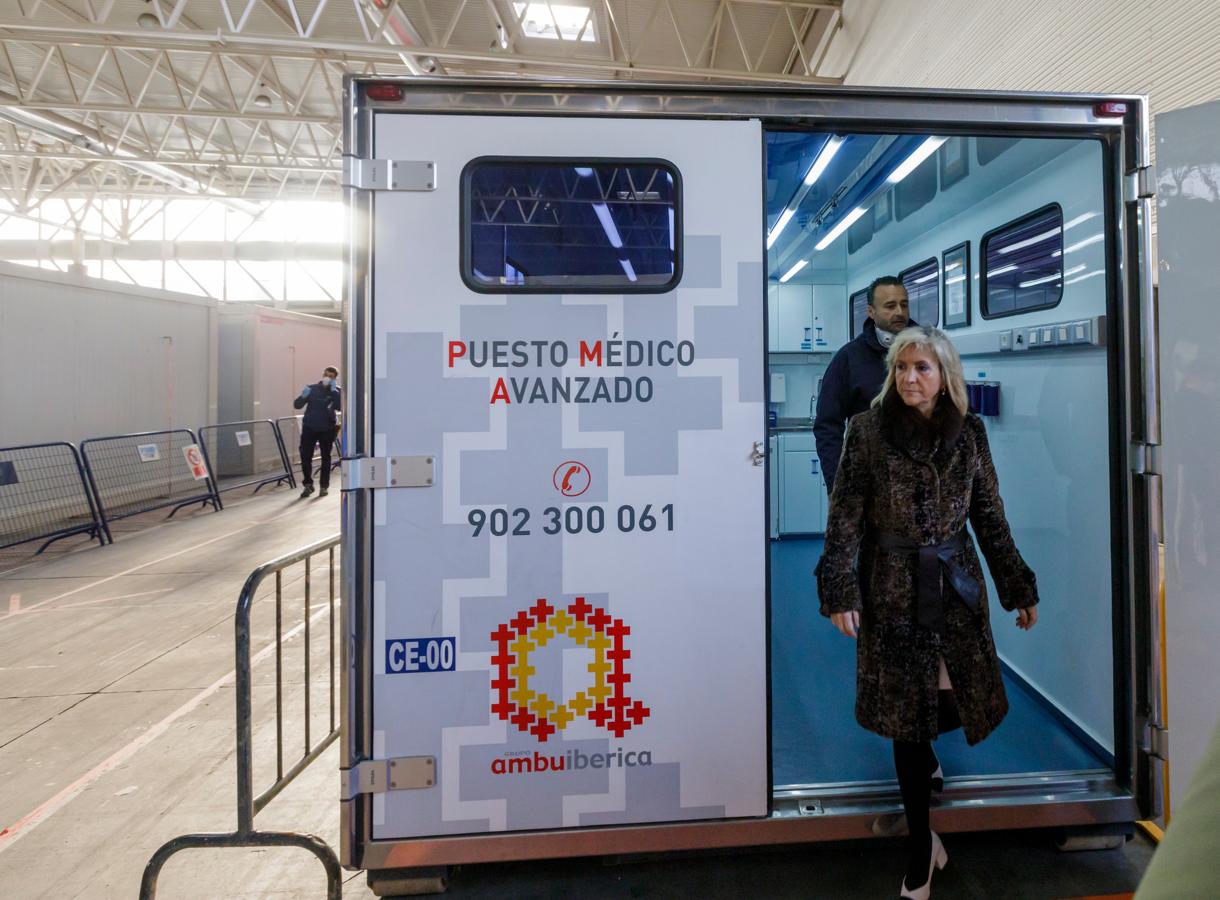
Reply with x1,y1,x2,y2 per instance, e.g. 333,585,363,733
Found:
998,316,1102,352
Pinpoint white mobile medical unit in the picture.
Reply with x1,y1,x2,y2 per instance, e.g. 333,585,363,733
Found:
339,79,1165,892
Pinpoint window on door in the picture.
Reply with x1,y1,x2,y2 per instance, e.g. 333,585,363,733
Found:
462,158,681,293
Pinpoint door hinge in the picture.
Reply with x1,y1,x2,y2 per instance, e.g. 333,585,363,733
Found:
341,456,434,489
343,157,436,191
1124,166,1155,203
341,756,436,799
1130,442,1162,476
1143,724,1168,761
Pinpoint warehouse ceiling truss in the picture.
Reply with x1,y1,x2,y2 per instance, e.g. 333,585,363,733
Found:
0,0,844,306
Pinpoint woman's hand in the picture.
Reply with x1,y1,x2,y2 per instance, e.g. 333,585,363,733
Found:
831,610,860,639
1016,606,1038,630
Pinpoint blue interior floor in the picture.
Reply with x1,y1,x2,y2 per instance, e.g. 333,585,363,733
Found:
769,537,1110,786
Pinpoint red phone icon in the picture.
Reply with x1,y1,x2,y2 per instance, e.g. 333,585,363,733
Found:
553,461,591,497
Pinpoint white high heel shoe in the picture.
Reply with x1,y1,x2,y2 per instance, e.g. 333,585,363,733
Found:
899,830,948,900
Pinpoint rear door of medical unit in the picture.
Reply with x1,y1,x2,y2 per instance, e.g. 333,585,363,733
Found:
352,111,768,840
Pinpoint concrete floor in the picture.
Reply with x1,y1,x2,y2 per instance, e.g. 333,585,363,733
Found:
0,487,1158,899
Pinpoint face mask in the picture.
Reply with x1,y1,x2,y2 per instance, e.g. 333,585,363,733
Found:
321,376,333,386
878,330,895,347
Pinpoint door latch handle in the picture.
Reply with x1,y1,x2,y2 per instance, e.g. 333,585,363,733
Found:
751,441,766,466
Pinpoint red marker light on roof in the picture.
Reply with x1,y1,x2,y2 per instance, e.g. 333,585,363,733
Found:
1093,101,1129,118
367,83,405,102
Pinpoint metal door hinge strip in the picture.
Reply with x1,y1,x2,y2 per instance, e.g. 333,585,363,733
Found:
343,157,436,191
1124,166,1155,203
341,757,436,799
1130,443,1162,476
1144,724,1168,761
342,456,434,489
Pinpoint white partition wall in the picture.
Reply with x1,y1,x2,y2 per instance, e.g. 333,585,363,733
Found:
217,306,341,423
0,262,217,446
1157,99,1220,817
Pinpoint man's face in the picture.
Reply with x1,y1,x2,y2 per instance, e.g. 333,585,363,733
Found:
868,285,910,334
322,370,336,383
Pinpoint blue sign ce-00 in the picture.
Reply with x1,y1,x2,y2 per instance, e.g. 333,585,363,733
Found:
385,637,457,674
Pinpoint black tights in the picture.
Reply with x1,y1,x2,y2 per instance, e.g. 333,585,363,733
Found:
893,690,961,888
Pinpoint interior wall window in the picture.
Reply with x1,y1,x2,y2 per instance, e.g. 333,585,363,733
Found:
850,287,870,338
895,152,937,220
847,206,875,254
977,136,1018,166
900,258,940,327
462,158,681,293
981,204,1064,318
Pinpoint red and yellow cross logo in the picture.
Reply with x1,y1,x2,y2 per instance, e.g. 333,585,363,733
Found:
491,597,650,742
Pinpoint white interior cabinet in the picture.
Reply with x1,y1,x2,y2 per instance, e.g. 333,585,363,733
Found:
768,435,780,539
767,283,813,352
810,284,848,350
774,433,828,535
768,283,848,353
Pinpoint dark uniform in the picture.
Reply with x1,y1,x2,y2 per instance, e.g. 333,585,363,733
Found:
813,317,916,492
293,382,341,492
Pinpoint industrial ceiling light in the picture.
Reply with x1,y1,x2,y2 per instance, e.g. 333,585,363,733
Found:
137,12,160,29
887,136,947,184
253,93,272,109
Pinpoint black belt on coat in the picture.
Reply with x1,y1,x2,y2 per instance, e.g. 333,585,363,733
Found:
875,530,981,632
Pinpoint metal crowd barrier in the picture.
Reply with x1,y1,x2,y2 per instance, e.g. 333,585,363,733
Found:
139,534,342,900
80,429,222,523
198,420,296,495
275,415,342,480
0,442,111,552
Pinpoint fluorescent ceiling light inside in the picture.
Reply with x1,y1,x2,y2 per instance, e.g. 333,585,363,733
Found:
1063,212,1098,230
767,207,796,249
513,2,596,41
815,206,867,251
804,136,843,186
1064,232,1104,254
574,167,594,177
1065,269,1105,285
989,264,1018,276
887,136,947,184
912,271,938,284
780,259,808,283
592,202,623,248
1019,265,1082,289
998,228,1059,255
619,258,637,282
945,274,966,285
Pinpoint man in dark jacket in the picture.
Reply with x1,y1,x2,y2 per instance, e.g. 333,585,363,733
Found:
293,366,341,498
814,276,913,491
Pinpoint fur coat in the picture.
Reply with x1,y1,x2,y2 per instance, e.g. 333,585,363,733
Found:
815,393,1039,745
